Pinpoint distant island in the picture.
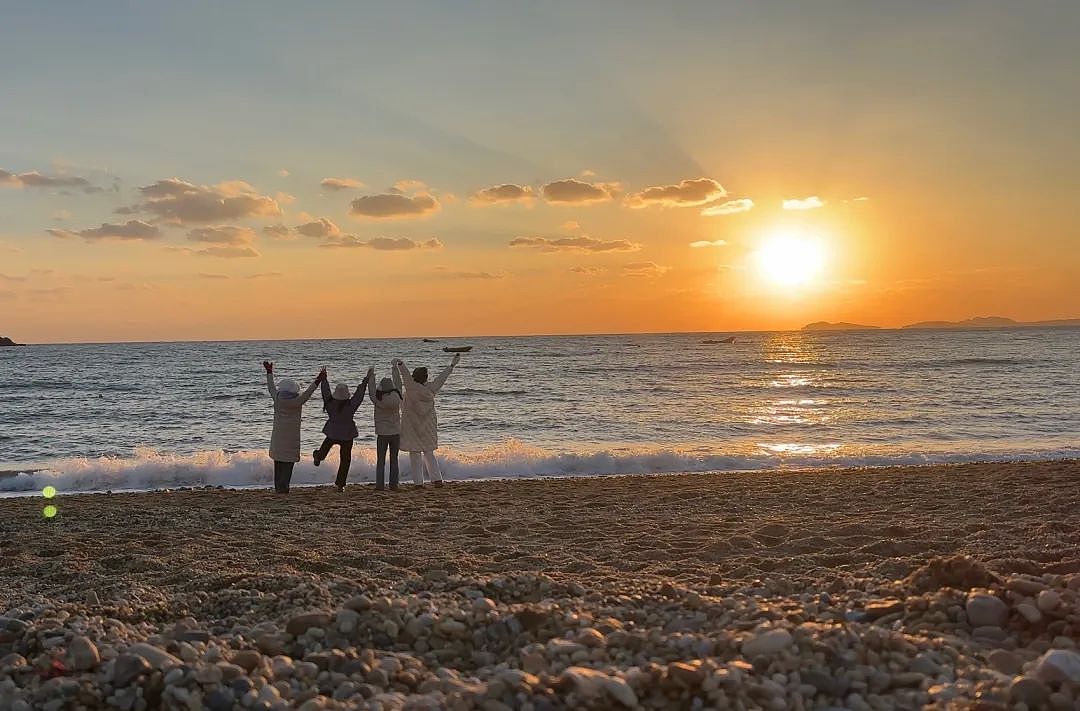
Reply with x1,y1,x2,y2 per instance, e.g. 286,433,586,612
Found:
0,336,25,347
803,321,881,331
803,316,1080,331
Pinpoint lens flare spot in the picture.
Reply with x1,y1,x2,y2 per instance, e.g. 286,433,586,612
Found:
43,505,59,519
42,486,57,499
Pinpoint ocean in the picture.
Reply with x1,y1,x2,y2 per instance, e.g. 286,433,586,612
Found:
1,328,1077,494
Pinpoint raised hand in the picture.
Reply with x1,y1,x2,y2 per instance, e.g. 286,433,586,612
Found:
263,361,273,373
316,367,328,382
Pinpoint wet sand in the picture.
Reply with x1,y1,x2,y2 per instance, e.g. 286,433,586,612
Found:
1,460,1079,709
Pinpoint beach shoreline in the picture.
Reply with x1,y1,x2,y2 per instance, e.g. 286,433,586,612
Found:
2,460,1079,709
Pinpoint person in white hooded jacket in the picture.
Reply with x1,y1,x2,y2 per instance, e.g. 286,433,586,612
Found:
392,353,460,487
263,361,323,493
366,366,402,490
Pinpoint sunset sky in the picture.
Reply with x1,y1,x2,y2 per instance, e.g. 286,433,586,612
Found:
2,1,1078,343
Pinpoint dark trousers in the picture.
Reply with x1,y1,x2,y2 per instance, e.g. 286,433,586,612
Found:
376,434,400,490
273,461,294,493
316,438,354,487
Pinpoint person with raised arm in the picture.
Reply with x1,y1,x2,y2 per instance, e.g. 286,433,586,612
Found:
263,361,324,494
392,353,461,487
313,370,371,492
366,366,403,491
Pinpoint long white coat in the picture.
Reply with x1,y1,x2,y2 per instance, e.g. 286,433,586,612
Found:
395,360,456,452
266,372,319,462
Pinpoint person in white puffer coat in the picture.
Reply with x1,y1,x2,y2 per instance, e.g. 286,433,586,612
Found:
263,361,324,493
392,353,460,487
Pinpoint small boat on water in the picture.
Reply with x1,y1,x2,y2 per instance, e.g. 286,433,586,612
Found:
422,338,439,343
443,346,473,353
701,336,736,344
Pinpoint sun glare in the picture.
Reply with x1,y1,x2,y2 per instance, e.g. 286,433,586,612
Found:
754,231,826,287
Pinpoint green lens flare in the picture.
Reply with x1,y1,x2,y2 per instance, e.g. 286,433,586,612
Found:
42,486,57,499
43,505,59,519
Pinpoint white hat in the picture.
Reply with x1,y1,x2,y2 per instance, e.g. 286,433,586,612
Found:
278,379,300,397
378,377,394,392
332,382,350,400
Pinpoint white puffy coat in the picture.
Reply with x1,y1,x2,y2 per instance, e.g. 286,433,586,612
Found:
395,359,456,452
266,372,319,462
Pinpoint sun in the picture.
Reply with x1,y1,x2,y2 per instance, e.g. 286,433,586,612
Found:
754,231,826,287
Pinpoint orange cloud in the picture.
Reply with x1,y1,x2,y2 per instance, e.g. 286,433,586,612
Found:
322,236,443,251
134,178,282,224
700,198,754,216
509,236,641,253
541,179,619,205
471,184,535,205
262,223,292,238
195,246,260,258
1,168,94,191
782,196,825,210
295,218,343,238
320,177,364,191
48,220,161,241
349,193,440,219
187,225,257,245
625,178,726,208
623,262,670,277
689,239,728,248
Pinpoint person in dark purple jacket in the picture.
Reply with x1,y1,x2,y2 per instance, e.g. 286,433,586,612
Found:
313,372,370,491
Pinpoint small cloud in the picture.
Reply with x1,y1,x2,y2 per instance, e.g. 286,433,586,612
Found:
275,192,296,205
541,179,619,205
196,246,260,258
1,168,94,191
134,177,282,224
436,270,506,280
322,236,444,251
277,169,290,178
782,196,825,211
245,272,283,279
623,261,671,278
394,179,428,192
625,178,726,208
187,225,257,245
509,235,641,253
349,193,440,219
561,221,580,232
262,223,292,239
0,273,27,282
569,266,606,275
581,169,597,177
470,184,535,205
52,210,71,222
320,177,365,192
700,198,754,216
48,220,161,241
198,273,231,280
296,217,342,238
689,239,728,248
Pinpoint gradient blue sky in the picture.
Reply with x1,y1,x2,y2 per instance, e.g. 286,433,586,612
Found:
2,1,1078,341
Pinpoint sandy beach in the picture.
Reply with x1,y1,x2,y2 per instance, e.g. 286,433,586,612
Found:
2,461,1079,710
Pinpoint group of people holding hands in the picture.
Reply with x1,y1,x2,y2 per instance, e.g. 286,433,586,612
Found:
262,353,462,493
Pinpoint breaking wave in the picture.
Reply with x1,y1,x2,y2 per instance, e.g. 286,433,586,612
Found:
2,440,1077,496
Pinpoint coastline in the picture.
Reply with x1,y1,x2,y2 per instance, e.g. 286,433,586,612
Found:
2,460,1079,708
